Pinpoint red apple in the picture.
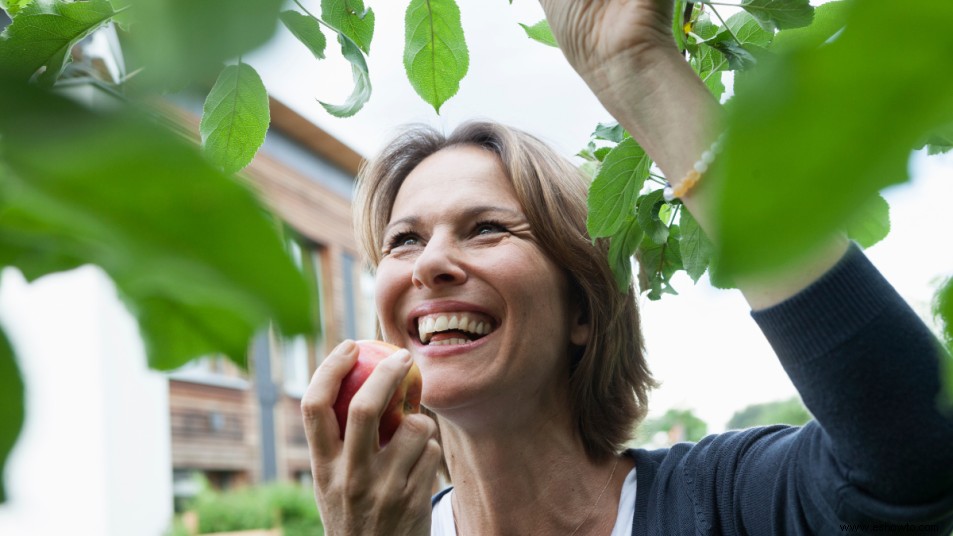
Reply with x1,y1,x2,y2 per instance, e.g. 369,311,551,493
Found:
332,340,422,446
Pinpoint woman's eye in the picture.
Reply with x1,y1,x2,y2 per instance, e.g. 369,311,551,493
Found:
475,222,506,236
388,233,419,249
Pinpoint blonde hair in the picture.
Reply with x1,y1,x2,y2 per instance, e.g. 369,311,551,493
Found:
354,121,655,460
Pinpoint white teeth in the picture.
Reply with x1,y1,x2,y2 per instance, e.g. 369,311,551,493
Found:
429,338,468,346
417,312,494,344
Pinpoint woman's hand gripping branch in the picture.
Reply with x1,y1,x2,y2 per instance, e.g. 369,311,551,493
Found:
301,340,441,536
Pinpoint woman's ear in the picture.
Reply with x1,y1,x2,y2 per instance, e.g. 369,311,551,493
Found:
570,306,591,346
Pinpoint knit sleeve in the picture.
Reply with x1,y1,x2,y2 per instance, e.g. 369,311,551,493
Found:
743,243,953,530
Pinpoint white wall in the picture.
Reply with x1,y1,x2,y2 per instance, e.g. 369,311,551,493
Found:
0,266,173,536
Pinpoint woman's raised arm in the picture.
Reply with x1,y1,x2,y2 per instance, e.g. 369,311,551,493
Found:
539,0,848,310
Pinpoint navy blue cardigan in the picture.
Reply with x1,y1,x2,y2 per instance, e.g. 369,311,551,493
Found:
435,245,953,535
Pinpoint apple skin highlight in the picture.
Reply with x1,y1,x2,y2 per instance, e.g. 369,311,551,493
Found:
332,340,423,446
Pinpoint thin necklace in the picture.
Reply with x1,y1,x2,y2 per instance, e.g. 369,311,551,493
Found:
568,457,620,536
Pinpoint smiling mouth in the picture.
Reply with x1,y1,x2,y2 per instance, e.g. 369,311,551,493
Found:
416,311,496,346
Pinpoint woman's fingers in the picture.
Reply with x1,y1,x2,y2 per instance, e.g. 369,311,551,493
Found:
380,413,438,487
343,348,414,459
301,340,359,459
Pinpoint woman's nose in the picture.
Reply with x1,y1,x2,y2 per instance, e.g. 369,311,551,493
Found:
411,235,467,289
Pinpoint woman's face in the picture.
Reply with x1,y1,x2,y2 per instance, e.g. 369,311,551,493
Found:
375,145,589,417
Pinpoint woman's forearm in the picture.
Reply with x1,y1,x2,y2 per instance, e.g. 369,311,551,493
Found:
590,45,850,310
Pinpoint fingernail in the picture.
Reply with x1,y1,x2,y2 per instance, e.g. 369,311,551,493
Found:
394,349,411,364
340,339,356,353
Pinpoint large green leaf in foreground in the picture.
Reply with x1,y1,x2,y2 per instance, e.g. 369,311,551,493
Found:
714,0,953,276
0,326,24,503
0,77,316,370
404,0,468,114
120,0,282,89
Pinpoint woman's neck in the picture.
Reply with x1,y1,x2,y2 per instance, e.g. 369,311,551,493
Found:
438,408,632,536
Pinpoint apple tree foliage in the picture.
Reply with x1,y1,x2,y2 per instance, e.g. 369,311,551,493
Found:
0,0,952,502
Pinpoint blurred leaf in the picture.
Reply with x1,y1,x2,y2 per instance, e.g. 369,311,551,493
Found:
519,19,558,48
0,326,24,504
637,230,682,300
844,193,890,249
587,137,651,238
679,207,714,283
770,0,848,53
607,217,643,292
637,189,669,245
122,0,282,89
740,0,813,31
0,0,116,87
280,10,327,60
404,0,469,114
319,32,372,118
321,0,374,55
0,0,33,17
592,121,626,143
200,63,270,174
935,279,953,405
919,121,953,155
714,0,953,276
0,77,315,369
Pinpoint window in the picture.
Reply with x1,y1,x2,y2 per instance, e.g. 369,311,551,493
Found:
279,235,326,397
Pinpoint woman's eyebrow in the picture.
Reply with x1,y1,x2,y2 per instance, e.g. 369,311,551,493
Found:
383,206,524,235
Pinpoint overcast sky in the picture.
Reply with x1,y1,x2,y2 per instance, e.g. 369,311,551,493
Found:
247,1,953,431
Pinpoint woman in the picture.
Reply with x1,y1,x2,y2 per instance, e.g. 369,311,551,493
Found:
301,1,953,534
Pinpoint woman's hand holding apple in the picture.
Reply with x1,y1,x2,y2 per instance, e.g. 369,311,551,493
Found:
301,339,440,536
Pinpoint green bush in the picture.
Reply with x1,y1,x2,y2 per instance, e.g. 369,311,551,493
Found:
186,480,323,535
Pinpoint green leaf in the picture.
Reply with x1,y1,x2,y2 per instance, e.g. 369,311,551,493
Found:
0,0,33,17
935,279,953,405
723,11,774,48
770,0,849,53
709,37,759,71
607,217,644,292
919,121,953,155
404,0,469,114
321,0,374,55
844,193,890,249
740,0,813,31
586,137,652,238
280,10,327,60
592,121,626,143
121,0,282,89
319,32,372,118
637,230,682,300
200,63,270,175
519,19,558,48
0,0,116,87
689,15,727,98
679,207,714,283
714,0,953,276
636,189,669,245
0,76,316,370
0,326,24,504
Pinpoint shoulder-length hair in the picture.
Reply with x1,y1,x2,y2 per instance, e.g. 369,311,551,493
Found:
354,121,655,461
